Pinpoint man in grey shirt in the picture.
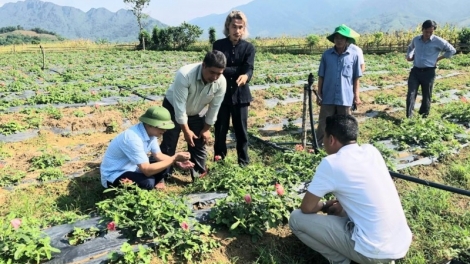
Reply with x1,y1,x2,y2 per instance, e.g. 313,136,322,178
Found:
160,50,227,184
406,20,456,118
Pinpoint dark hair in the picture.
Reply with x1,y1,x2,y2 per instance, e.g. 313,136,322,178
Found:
203,50,226,69
325,114,358,145
422,20,437,30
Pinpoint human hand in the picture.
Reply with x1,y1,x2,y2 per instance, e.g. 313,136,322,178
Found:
406,55,414,62
183,130,198,147
327,201,344,216
354,95,362,106
174,152,191,162
236,74,248,86
175,160,195,170
316,93,322,106
199,129,211,145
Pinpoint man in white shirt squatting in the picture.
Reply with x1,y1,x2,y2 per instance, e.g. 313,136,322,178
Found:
289,114,412,264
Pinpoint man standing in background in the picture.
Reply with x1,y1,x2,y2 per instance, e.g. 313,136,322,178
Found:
315,24,362,148
405,20,456,118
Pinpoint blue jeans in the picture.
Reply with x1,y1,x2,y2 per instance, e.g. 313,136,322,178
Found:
406,67,436,118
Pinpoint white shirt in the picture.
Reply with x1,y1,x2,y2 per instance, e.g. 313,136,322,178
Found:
350,44,364,65
308,144,412,259
165,63,226,126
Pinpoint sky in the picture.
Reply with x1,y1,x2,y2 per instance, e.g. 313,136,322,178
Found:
0,0,254,26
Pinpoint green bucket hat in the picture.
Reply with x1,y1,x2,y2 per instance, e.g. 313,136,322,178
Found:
139,106,175,130
327,24,359,44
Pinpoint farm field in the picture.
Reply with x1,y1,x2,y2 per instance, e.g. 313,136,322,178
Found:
0,49,470,263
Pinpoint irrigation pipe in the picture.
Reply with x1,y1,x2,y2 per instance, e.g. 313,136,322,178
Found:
117,85,156,102
249,133,470,197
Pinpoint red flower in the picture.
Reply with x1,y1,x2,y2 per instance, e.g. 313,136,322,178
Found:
275,183,285,196
214,155,222,161
10,218,22,230
244,194,252,204
180,222,189,231
460,96,468,103
107,221,116,231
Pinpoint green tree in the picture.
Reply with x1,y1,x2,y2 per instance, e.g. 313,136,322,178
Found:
138,30,151,50
123,0,151,50
209,27,216,45
306,34,320,48
173,22,203,50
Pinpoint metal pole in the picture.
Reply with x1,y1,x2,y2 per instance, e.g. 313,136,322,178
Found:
301,84,308,149
307,73,319,151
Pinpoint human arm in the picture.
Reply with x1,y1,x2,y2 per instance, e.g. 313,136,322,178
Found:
138,151,190,177
317,54,326,105
236,43,255,86
204,79,226,130
352,56,362,106
353,78,361,105
406,38,415,61
300,191,338,214
436,39,457,65
316,77,324,105
171,71,198,147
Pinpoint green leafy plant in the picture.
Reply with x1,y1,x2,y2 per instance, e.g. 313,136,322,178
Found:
107,242,153,264
210,185,300,241
0,167,26,187
67,227,101,246
96,184,218,262
38,167,66,182
0,216,60,263
0,121,26,135
30,151,70,170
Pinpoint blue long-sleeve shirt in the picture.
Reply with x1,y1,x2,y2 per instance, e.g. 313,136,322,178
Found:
406,35,456,68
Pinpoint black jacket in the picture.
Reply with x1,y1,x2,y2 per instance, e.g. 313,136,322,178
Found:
213,38,255,105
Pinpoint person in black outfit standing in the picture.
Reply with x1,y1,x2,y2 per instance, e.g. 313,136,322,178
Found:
213,10,255,166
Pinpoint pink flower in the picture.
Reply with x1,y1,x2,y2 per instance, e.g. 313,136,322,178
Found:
295,144,304,152
214,155,222,161
244,194,252,204
94,103,100,109
308,149,315,153
120,178,134,185
180,222,189,231
460,96,468,103
107,221,116,231
10,218,22,230
91,91,97,95
275,183,285,196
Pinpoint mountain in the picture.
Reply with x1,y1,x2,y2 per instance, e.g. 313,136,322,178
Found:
0,0,167,43
189,0,470,38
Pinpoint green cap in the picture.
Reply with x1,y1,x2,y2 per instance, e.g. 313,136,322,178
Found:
327,24,359,44
139,106,175,129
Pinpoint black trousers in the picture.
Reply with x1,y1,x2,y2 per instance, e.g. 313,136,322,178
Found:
406,67,436,118
160,98,207,178
109,170,167,190
214,103,249,166
107,157,168,190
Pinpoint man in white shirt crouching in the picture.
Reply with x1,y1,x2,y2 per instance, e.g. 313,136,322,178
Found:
289,114,412,264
